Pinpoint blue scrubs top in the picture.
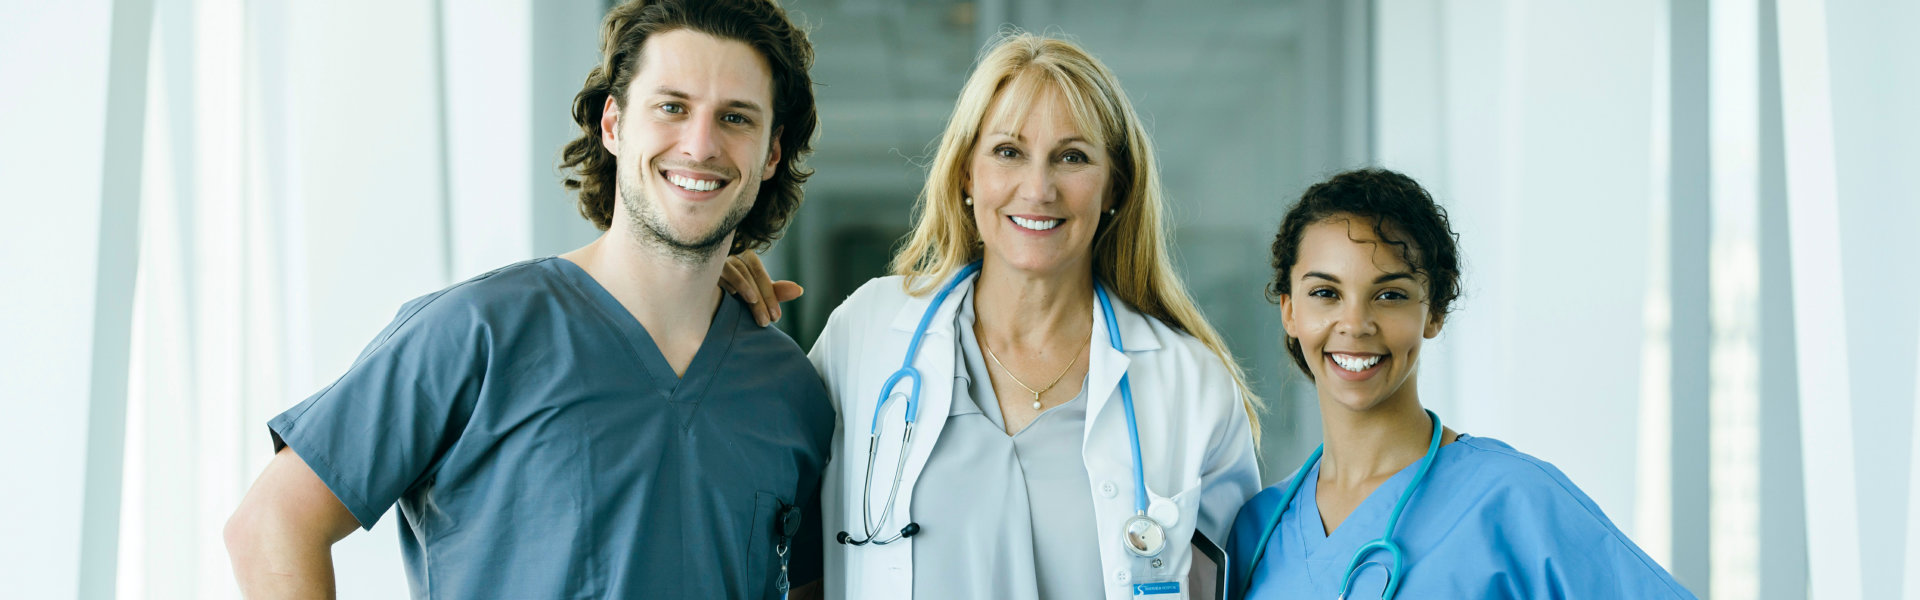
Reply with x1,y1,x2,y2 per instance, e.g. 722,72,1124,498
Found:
267,257,834,600
1227,434,1697,599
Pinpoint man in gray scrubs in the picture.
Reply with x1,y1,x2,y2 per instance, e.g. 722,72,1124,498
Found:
223,1,832,598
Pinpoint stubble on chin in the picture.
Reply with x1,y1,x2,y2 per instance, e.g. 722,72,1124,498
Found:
620,170,755,265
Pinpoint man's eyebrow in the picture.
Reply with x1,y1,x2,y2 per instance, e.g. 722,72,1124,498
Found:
725,99,765,115
647,88,766,115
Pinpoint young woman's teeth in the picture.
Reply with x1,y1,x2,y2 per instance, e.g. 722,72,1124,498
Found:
1332,354,1382,372
1010,216,1061,231
669,174,721,192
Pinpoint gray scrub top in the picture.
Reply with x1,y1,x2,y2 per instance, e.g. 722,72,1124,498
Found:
267,257,834,600
910,289,1104,600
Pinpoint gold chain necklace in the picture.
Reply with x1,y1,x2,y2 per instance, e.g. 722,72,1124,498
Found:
982,339,1086,410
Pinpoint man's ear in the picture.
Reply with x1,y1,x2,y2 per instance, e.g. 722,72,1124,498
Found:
600,96,622,155
762,127,782,181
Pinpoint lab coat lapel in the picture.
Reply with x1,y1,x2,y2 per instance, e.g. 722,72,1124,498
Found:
874,276,972,519
1083,312,1130,431
1083,290,1161,430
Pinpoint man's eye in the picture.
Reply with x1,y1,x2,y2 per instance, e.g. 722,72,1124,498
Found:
660,103,685,114
723,113,750,125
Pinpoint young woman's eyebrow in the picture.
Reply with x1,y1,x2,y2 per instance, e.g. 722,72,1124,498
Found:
1302,271,1415,284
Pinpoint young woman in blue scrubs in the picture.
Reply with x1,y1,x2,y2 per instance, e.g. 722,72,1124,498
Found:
1226,169,1697,599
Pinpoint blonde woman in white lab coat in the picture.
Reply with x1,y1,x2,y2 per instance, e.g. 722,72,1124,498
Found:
726,32,1260,600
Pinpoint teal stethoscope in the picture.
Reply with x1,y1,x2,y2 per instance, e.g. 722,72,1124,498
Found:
1242,409,1444,600
836,261,1170,559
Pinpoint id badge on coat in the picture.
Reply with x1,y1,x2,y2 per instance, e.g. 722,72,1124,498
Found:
1132,553,1183,599
1132,581,1182,598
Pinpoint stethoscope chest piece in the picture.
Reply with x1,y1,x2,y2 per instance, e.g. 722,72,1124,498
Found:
1122,513,1167,557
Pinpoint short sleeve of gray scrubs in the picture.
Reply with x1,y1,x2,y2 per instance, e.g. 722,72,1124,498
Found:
267,257,834,600
908,289,1105,600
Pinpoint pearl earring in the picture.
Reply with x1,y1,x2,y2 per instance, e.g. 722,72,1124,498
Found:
964,196,973,207
1107,208,1117,215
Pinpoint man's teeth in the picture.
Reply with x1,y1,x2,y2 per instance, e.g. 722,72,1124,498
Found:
1010,216,1062,231
1332,354,1382,372
669,174,722,192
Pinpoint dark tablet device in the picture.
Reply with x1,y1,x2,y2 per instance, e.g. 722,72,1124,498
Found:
1190,530,1228,600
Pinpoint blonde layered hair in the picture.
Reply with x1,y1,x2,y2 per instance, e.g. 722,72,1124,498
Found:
889,31,1261,437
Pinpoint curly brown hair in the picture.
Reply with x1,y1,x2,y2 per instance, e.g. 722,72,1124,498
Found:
1267,168,1463,380
559,0,816,255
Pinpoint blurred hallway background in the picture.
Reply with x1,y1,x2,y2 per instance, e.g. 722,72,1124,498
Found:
3,0,1915,597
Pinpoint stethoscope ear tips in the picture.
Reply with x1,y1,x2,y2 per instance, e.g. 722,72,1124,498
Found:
900,523,921,538
835,531,853,545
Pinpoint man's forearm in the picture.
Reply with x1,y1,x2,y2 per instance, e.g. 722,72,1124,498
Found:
225,513,340,599
227,537,337,599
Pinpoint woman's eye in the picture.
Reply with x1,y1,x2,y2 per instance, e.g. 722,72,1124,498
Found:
1377,290,1409,301
1309,288,1338,299
1061,150,1088,164
995,146,1020,159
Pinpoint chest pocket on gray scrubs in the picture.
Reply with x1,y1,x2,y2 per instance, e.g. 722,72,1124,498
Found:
747,490,795,597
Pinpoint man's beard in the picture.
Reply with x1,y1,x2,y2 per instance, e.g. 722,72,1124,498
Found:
621,163,758,264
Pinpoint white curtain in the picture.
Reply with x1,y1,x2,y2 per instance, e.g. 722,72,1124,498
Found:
116,0,471,597
1375,0,1920,598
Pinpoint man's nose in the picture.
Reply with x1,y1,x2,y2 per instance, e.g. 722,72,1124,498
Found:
679,113,722,162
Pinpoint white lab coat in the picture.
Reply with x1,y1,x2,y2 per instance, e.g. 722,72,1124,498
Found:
809,275,1260,600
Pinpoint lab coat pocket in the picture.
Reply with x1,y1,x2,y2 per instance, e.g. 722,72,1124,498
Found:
1141,478,1206,591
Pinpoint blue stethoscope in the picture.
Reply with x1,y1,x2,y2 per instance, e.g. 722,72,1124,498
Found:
1242,409,1444,600
836,261,1169,559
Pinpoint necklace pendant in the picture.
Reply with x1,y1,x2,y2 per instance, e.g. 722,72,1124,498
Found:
1032,394,1043,411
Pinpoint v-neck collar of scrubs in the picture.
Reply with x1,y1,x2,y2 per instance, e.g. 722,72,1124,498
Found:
1295,435,1464,562
546,257,741,400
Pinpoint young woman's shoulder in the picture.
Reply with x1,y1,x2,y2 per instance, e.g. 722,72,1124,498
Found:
1443,435,1607,507
1442,434,1698,598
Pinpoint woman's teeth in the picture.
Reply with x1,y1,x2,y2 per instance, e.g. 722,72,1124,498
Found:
1010,216,1062,231
669,174,722,192
1332,354,1382,372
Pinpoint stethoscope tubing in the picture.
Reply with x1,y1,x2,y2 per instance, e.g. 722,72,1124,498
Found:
846,262,1160,552
1097,280,1152,517
1243,409,1443,600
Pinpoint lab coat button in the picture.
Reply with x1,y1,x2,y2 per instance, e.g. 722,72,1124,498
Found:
1099,480,1118,498
1112,569,1131,583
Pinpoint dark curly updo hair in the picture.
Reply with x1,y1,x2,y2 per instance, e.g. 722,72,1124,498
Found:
1268,168,1462,379
560,0,817,255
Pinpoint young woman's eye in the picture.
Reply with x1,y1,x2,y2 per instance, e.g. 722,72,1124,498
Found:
1309,288,1338,299
1377,290,1409,301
